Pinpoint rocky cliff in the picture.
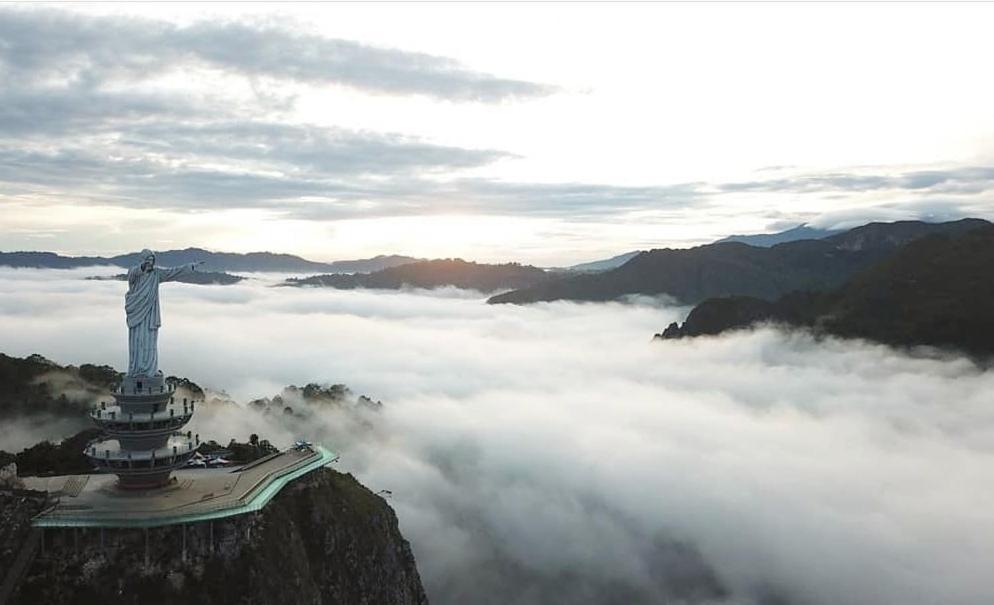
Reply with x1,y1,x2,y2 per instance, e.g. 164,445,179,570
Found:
7,468,428,605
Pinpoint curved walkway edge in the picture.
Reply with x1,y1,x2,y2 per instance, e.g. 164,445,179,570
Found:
32,446,337,529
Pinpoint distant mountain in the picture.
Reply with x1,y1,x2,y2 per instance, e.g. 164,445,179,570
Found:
488,219,991,306
285,259,551,292
0,251,108,269
558,223,836,274
0,248,419,274
658,224,994,358
715,224,843,247
319,254,422,274
560,224,836,274
564,251,642,273
86,270,246,285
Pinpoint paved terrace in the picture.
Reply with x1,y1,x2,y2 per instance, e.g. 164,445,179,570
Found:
24,446,336,529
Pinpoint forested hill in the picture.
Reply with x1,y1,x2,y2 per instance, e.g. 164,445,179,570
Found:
284,258,551,292
0,353,203,420
658,224,994,358
488,219,991,306
0,248,418,274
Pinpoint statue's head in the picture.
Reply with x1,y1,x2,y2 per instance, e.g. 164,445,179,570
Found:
140,249,155,272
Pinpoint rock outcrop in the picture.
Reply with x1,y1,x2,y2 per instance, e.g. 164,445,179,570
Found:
9,468,428,605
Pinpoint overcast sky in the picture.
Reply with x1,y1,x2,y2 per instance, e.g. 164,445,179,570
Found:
2,2,994,264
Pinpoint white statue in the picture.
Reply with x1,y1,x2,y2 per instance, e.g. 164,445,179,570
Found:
125,249,202,377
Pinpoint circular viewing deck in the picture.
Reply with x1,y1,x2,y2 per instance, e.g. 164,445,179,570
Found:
84,375,204,490
90,403,194,435
85,434,199,489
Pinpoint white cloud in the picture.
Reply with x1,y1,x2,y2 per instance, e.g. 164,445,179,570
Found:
4,6,994,263
1,269,993,604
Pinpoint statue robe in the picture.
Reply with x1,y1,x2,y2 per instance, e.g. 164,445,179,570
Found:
125,264,195,377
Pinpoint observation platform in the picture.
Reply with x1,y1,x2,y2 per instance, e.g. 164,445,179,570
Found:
26,445,336,529
90,403,195,434
86,434,198,489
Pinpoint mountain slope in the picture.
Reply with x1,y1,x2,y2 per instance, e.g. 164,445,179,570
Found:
0,249,419,274
659,225,994,357
285,259,550,292
565,251,642,273
0,353,203,421
489,219,990,306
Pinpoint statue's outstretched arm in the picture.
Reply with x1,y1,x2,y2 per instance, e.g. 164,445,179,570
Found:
156,262,202,282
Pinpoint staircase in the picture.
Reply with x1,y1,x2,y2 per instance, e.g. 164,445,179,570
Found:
60,475,89,498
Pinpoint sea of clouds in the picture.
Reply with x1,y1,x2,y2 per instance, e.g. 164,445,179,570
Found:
1,266,993,605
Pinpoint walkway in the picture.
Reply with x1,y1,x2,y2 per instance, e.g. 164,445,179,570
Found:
26,446,336,529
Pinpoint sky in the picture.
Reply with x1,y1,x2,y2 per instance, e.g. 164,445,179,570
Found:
2,2,994,265
2,268,993,605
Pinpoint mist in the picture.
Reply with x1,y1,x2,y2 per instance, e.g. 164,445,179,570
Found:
1,267,993,604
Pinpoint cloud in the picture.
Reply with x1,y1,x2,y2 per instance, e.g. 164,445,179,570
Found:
4,7,990,237
0,144,700,219
0,8,556,103
121,122,513,175
1,268,993,605
0,87,196,138
719,166,994,196
0,7,686,223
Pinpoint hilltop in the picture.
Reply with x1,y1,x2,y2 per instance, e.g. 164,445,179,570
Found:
0,353,202,421
3,464,427,605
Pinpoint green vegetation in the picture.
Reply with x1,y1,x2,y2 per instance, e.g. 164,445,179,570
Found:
0,353,205,419
0,429,101,477
0,354,115,419
659,225,994,358
197,434,279,463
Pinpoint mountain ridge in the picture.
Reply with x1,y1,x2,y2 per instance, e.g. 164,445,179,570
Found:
488,219,991,306
657,224,994,358
284,258,551,293
0,248,419,274
716,223,843,247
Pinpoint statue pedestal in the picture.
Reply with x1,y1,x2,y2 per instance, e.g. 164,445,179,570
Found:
86,372,200,490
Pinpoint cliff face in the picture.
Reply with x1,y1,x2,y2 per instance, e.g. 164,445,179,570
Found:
12,468,428,605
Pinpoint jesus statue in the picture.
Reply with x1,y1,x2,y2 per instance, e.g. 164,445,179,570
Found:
125,249,203,377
